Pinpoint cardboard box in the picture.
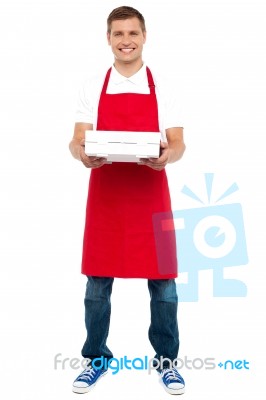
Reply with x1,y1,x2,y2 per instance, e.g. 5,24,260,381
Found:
85,130,161,162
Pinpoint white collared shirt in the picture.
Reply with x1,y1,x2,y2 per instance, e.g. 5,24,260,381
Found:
106,63,150,93
75,63,183,141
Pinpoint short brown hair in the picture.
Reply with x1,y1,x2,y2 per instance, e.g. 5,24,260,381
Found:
107,6,146,33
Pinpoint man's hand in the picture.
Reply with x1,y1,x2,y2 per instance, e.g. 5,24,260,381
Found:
79,139,107,169
139,141,170,171
138,128,185,170
69,123,107,169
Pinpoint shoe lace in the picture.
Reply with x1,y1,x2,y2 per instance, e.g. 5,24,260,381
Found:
77,366,96,381
161,368,182,382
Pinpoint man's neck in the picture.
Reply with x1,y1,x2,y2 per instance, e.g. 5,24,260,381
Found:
113,59,144,78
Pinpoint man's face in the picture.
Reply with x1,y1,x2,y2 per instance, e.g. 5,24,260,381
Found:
107,17,146,65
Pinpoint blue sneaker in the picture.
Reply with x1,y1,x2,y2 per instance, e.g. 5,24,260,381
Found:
72,366,108,394
159,368,185,395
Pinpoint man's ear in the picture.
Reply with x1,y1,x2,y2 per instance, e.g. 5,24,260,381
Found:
107,32,111,45
143,31,147,44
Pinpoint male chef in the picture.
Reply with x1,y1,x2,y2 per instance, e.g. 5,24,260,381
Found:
69,6,186,395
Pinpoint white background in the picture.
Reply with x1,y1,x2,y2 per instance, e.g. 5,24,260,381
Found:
0,0,265,399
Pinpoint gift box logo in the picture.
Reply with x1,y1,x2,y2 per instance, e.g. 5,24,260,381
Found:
153,173,249,301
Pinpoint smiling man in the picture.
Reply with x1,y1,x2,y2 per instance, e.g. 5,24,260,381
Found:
69,5,186,396
107,16,146,73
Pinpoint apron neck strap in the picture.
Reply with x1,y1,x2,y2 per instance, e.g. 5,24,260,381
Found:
101,66,156,94
146,67,156,94
101,67,112,94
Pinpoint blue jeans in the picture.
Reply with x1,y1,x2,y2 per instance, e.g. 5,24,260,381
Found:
81,277,179,369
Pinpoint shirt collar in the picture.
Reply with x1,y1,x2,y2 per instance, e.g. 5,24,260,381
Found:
110,63,147,85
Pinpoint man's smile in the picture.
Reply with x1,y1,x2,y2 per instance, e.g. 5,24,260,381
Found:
119,48,135,53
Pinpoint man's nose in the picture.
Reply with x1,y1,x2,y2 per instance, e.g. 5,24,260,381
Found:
122,34,131,45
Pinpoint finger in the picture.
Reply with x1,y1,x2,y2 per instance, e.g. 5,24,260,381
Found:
138,158,147,164
143,161,164,170
81,155,106,168
91,158,107,168
88,155,102,161
147,157,163,164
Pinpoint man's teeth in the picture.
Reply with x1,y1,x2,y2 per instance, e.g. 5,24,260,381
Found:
120,48,134,53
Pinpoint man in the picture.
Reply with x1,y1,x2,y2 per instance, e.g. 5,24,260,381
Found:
69,6,186,395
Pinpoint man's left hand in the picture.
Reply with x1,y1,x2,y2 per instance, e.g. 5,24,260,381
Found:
139,141,170,171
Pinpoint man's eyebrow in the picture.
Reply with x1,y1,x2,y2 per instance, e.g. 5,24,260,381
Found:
112,30,140,34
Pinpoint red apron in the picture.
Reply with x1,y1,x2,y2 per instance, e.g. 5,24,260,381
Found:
81,66,177,279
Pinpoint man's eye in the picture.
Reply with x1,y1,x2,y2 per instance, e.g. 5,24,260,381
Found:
114,33,121,37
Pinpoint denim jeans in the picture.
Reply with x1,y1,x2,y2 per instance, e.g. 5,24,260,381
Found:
81,276,179,369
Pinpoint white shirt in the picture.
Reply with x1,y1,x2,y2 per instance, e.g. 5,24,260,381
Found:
75,63,183,142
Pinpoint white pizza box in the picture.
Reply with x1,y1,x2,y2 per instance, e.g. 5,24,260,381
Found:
85,130,161,162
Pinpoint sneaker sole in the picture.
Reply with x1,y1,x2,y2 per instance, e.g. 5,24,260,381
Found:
72,370,108,394
159,375,185,395
162,384,185,395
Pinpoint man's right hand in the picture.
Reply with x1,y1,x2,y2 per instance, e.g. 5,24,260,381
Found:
69,122,108,169
79,139,107,169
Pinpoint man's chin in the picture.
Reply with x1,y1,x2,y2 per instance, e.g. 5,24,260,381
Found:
115,57,135,64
